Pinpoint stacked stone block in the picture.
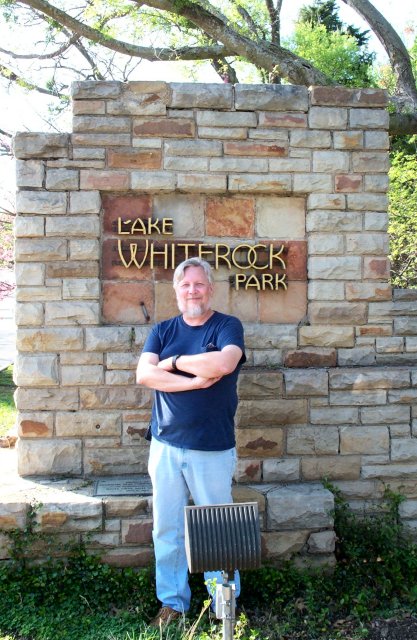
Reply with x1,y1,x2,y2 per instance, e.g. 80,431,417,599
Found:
0,480,335,567
10,81,417,566
236,366,417,493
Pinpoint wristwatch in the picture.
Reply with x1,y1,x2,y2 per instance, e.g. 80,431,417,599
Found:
172,354,181,371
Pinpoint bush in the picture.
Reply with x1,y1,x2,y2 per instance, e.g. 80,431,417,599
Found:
1,485,417,640
242,484,417,637
0,549,158,640
389,137,417,288
329,484,417,614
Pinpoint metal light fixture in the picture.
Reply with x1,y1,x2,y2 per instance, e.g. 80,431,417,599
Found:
184,502,261,639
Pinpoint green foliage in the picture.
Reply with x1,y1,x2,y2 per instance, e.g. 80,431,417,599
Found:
287,22,376,87
388,136,417,288
376,62,397,94
3,501,44,566
0,0,16,23
1,487,417,639
294,0,375,86
0,365,15,437
326,483,417,617
0,545,158,640
0,366,13,388
410,35,417,80
299,0,343,32
241,485,417,637
299,0,371,49
2,500,88,569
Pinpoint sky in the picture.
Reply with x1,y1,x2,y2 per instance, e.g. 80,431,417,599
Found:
0,0,416,202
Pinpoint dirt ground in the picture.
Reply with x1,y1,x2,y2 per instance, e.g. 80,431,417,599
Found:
366,615,417,640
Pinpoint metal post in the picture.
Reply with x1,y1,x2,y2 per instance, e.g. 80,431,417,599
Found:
220,572,235,640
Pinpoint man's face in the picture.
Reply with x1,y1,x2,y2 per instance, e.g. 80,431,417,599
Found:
175,265,214,318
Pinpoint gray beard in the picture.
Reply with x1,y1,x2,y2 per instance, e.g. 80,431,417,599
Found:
178,301,208,318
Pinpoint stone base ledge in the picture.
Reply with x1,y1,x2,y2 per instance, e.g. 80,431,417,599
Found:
0,449,335,567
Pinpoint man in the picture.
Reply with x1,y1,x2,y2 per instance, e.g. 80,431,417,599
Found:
136,257,246,626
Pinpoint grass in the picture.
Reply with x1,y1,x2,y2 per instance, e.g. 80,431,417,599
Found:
1,488,417,640
0,365,16,437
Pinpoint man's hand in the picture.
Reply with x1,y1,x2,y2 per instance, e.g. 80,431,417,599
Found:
191,375,222,389
157,357,175,371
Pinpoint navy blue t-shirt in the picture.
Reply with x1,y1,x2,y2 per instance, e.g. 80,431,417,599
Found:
143,311,246,451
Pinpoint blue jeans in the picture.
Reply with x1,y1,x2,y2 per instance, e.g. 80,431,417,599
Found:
148,437,240,612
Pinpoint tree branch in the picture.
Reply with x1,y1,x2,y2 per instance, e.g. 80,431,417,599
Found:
341,0,417,106
231,0,264,40
0,129,13,157
15,0,330,84
140,0,330,84
0,63,66,98
94,6,137,30
211,58,239,83
0,36,78,60
16,0,232,61
71,39,106,81
265,0,279,44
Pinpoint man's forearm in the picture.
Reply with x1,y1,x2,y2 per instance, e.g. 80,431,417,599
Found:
137,362,221,392
172,352,229,378
159,347,242,378
137,363,197,392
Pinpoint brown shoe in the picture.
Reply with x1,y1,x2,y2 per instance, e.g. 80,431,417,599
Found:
150,606,182,627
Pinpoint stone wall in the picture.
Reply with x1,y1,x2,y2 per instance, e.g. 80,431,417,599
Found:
10,81,417,566
1,477,335,567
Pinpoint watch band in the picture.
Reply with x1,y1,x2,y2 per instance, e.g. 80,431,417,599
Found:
172,354,181,371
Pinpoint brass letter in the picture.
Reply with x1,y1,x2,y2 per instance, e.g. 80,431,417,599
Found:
117,239,148,269
269,244,286,269
244,274,261,291
275,273,288,290
131,218,147,234
170,243,176,269
150,243,169,269
198,244,214,261
117,217,131,235
261,273,274,290
252,244,268,270
232,244,254,270
162,218,174,235
234,273,246,290
147,218,162,234
176,244,196,260
215,244,231,269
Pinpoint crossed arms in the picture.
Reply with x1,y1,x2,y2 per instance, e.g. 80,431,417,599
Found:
136,345,243,393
